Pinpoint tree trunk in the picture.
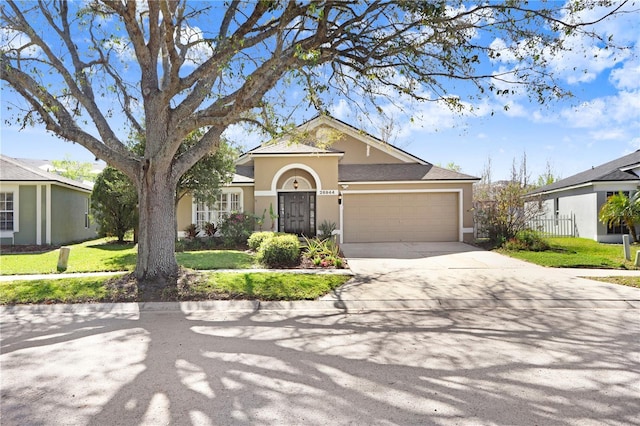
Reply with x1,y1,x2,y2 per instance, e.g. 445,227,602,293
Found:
135,165,180,297
626,220,638,243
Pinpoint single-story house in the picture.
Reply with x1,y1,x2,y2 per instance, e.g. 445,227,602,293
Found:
527,150,640,243
0,155,98,246
177,116,479,243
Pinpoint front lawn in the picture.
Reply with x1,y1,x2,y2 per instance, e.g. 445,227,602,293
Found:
0,271,352,304
499,237,640,269
0,238,256,275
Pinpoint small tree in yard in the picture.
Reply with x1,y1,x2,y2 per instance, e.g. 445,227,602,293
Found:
1,1,630,293
92,167,138,243
474,154,543,245
599,192,640,243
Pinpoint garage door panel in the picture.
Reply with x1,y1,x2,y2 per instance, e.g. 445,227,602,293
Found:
344,193,458,243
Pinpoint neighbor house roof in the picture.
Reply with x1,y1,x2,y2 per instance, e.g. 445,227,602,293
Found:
528,150,640,195
338,163,478,182
0,155,93,192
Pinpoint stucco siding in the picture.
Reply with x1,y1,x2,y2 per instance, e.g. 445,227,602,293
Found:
253,156,339,192
559,193,597,239
50,185,96,245
320,127,403,165
176,194,193,232
14,185,37,245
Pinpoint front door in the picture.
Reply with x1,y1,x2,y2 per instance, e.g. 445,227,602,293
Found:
279,192,315,236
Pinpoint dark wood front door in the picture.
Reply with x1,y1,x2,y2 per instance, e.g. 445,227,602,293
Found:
279,192,315,236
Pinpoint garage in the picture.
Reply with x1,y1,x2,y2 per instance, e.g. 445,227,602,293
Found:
342,192,459,243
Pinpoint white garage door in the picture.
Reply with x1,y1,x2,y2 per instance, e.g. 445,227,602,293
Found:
343,192,459,243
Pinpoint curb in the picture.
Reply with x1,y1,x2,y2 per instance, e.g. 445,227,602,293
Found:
2,298,638,317
0,268,355,282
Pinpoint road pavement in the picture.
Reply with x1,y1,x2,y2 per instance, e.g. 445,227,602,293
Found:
1,242,639,425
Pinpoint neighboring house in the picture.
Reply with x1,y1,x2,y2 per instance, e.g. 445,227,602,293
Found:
527,150,640,243
177,116,479,243
0,155,98,246
15,157,105,187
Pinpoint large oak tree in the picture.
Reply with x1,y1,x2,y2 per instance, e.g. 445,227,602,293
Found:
1,0,630,290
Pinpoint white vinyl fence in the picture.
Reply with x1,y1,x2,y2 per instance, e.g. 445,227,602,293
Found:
527,214,576,237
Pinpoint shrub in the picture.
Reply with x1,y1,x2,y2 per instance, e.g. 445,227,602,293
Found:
248,231,276,251
302,236,344,268
203,222,217,237
319,220,337,239
184,224,198,239
257,234,300,267
218,212,255,246
504,229,550,251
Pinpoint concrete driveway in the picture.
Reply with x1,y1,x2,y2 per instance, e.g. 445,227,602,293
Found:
324,242,640,309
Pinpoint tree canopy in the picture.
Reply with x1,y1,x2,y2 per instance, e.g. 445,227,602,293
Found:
1,0,632,289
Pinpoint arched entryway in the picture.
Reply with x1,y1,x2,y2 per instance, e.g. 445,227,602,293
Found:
274,165,319,236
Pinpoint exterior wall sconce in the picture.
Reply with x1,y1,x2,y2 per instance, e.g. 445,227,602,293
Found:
338,193,342,205
293,179,299,190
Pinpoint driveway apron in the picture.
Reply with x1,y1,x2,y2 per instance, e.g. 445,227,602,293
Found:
325,242,640,309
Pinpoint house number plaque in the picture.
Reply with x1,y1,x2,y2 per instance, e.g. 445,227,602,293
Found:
317,189,338,196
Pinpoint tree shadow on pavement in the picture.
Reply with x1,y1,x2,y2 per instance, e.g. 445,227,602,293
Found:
1,301,639,425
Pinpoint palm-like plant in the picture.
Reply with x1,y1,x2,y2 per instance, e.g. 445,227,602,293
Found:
599,192,640,242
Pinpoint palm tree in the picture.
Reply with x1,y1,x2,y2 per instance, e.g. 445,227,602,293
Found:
599,192,640,242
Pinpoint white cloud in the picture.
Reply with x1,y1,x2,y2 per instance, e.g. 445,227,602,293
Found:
589,128,627,140
179,25,215,67
610,59,640,90
329,99,352,120
0,28,41,57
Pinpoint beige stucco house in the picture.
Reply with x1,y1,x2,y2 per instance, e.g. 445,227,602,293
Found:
177,116,479,243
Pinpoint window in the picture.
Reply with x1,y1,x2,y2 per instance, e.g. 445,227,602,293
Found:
84,197,90,229
605,191,631,234
194,191,242,230
0,192,15,231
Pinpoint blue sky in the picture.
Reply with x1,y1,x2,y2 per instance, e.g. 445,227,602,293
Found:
1,2,639,182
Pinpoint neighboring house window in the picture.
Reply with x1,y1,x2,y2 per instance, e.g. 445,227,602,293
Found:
84,197,90,229
194,190,242,229
0,192,14,231
605,191,631,234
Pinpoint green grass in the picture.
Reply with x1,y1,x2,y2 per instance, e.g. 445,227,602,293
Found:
499,237,640,269
0,276,117,304
194,272,351,300
0,238,256,275
587,276,640,288
0,272,352,304
176,250,256,270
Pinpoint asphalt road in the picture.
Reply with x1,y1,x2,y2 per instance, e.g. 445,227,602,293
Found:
2,301,639,426
1,243,639,425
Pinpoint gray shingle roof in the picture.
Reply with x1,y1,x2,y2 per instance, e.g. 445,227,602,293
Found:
529,150,640,195
233,165,254,183
0,155,93,191
339,163,478,182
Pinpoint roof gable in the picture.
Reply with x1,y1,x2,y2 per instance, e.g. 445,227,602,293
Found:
299,115,427,165
529,150,640,195
237,115,428,166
